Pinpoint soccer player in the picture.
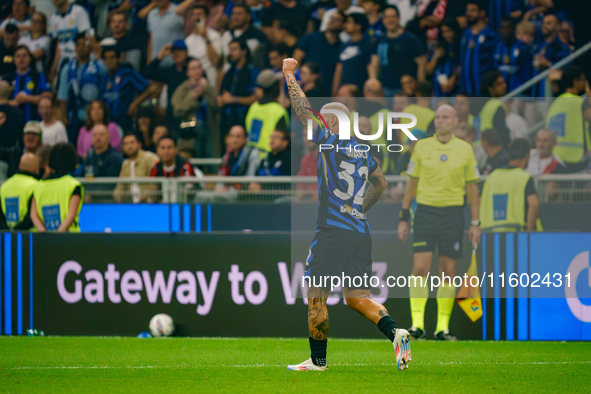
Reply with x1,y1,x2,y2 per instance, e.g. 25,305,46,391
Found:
283,57,411,372
398,104,481,341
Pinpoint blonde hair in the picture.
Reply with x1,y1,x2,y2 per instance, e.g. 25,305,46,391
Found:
321,102,351,118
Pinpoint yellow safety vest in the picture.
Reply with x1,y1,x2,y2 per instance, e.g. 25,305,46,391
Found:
480,167,542,232
545,92,590,164
401,104,435,145
478,98,505,132
0,173,38,229
245,101,290,157
34,175,83,232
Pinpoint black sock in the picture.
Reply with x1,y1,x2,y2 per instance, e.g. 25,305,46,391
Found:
377,316,398,342
309,337,327,366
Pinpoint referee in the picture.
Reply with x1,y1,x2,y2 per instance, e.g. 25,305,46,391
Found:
398,105,481,341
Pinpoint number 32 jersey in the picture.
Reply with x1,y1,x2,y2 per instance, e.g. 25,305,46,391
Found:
313,125,378,234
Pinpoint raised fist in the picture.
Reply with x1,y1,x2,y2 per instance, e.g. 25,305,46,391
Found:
282,58,298,75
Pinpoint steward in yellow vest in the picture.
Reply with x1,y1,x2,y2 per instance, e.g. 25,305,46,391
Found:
545,66,591,171
0,153,40,230
478,71,510,147
245,70,289,157
481,139,542,232
31,143,83,232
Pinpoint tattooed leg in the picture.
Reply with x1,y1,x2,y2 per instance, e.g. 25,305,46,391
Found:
308,286,330,340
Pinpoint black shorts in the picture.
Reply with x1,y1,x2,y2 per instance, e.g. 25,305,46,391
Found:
412,204,464,259
305,228,372,289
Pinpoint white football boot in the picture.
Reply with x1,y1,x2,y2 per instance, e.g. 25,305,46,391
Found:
393,328,412,370
287,358,328,371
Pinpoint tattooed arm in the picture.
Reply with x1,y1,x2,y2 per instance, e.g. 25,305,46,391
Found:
363,166,387,213
283,58,314,127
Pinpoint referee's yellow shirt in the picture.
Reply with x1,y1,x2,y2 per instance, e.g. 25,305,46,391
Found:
406,135,480,207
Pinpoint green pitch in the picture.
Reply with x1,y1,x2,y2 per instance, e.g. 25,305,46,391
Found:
1,337,590,392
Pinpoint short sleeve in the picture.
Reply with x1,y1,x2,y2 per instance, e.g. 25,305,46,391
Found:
405,142,421,179
465,148,480,183
76,7,91,32
368,154,378,174
525,177,537,196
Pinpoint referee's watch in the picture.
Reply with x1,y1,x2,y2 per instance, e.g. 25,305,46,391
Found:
471,220,481,227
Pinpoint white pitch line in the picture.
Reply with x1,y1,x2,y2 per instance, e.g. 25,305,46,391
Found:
3,361,591,370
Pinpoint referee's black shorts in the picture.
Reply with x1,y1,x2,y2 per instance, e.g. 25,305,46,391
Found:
412,204,464,259
305,228,372,289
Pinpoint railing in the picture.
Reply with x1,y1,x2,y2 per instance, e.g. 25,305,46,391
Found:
78,174,591,204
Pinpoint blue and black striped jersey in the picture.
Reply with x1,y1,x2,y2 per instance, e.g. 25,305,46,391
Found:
312,125,378,234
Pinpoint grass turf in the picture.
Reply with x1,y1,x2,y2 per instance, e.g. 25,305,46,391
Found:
0,337,590,392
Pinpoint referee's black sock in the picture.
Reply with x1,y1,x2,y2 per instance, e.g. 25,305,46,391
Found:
309,337,327,367
377,316,398,342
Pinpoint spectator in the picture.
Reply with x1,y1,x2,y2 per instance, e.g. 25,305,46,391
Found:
526,128,568,175
333,13,372,95
83,124,123,178
294,10,344,97
245,69,289,154
171,58,216,157
38,95,67,146
0,0,31,36
144,40,190,131
501,21,535,93
48,0,91,80
133,106,156,152
530,14,571,97
359,78,388,146
17,12,50,74
336,83,359,113
460,0,500,97
295,132,318,202
23,121,42,154
405,0,448,47
147,0,185,61
299,62,322,97
262,0,308,39
454,93,480,132
185,5,223,87
454,121,486,170
0,80,25,177
151,136,196,177
217,38,259,150
57,33,106,143
371,5,426,97
320,0,364,34
0,152,39,230
100,46,153,132
147,122,170,153
487,0,524,33
478,70,510,147
362,0,386,41
34,143,50,179
114,133,159,203
31,143,83,232
222,4,267,65
249,128,291,193
558,19,575,52
494,17,516,84
268,43,296,79
308,0,337,32
481,128,509,175
219,125,260,177
107,11,144,73
426,17,461,97
3,45,50,122
0,23,19,76
504,99,528,140
545,66,589,172
400,74,418,96
77,100,122,158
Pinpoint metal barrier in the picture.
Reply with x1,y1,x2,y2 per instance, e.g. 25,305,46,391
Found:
77,174,591,204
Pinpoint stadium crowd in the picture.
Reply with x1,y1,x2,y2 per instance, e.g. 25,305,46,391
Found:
0,0,589,202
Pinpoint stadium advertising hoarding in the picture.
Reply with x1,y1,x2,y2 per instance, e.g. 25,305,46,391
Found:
26,233,480,338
